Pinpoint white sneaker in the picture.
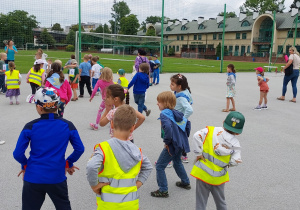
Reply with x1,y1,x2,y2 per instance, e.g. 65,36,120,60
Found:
0,140,5,145
253,106,261,111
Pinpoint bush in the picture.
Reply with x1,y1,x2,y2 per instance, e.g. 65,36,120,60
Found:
168,47,175,56
66,45,75,52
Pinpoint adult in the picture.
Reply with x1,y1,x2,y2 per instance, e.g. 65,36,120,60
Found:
134,49,149,73
277,46,300,103
4,40,18,64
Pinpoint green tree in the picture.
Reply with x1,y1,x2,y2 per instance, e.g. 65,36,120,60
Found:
119,14,140,35
218,12,237,18
69,24,85,32
66,30,76,46
110,1,131,33
242,0,285,14
95,24,111,33
145,27,156,36
216,43,221,58
40,29,56,46
51,23,63,31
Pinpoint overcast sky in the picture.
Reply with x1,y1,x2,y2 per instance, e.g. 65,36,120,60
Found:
0,0,295,28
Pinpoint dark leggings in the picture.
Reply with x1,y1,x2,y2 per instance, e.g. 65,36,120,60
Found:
30,82,40,94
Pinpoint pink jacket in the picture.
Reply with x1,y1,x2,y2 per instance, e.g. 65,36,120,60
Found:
45,80,72,104
91,79,114,100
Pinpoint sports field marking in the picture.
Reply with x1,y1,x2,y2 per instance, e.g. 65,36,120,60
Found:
173,62,215,68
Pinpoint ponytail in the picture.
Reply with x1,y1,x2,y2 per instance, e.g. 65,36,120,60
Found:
46,62,64,83
8,61,15,76
34,64,41,73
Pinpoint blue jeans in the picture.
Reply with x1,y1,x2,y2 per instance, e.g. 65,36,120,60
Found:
0,74,6,93
282,69,299,98
153,69,160,84
156,148,190,192
92,78,99,92
134,93,147,113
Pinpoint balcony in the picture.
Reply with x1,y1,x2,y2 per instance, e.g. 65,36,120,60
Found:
252,37,271,44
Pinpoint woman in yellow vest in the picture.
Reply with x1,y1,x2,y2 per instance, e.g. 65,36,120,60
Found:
190,111,245,210
5,62,22,105
26,59,45,94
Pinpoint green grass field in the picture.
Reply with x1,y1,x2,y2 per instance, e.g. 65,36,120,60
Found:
12,50,283,74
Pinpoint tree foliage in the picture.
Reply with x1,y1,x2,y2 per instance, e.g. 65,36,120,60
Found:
110,1,130,34
241,0,285,14
69,24,85,32
66,30,76,46
95,24,111,34
40,29,56,46
51,23,63,31
145,27,156,36
141,16,162,31
218,12,237,18
120,14,140,35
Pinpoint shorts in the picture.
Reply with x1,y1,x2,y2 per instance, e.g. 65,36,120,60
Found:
71,83,78,89
150,72,153,78
260,90,269,93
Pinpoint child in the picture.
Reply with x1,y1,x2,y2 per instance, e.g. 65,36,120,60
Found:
222,64,236,112
151,91,191,198
46,59,52,76
45,62,72,117
254,67,269,110
78,54,92,97
35,50,48,71
89,67,114,130
13,87,84,210
0,52,7,93
128,63,151,116
117,69,129,89
64,54,76,68
68,59,80,101
170,74,193,163
88,54,93,64
5,62,22,105
87,104,153,209
100,84,145,143
95,55,104,68
191,111,245,210
152,55,161,85
148,56,155,86
26,59,45,94
91,56,103,95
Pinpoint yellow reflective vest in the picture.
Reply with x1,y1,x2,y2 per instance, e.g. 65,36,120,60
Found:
28,68,44,86
5,70,20,89
118,77,129,88
95,141,142,210
190,126,230,185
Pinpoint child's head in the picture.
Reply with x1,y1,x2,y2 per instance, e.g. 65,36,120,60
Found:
0,52,7,60
148,56,152,61
170,73,191,93
157,91,176,110
35,52,42,59
35,87,60,114
139,63,149,74
227,64,236,73
118,69,125,77
91,56,98,64
8,62,15,75
83,54,89,61
70,59,77,65
100,67,113,81
47,62,64,83
95,55,100,61
47,59,52,64
88,54,93,60
153,55,158,60
33,59,44,72
106,84,129,105
255,67,264,76
223,111,245,135
54,60,62,67
138,49,146,56
70,54,75,59
37,48,43,54
113,104,136,132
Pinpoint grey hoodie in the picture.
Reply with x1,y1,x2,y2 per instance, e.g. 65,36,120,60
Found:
86,138,153,187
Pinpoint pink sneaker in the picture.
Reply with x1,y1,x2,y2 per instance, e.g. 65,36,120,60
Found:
89,123,98,130
16,101,20,105
9,102,13,105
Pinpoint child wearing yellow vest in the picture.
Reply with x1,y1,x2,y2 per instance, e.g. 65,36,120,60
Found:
26,59,45,94
5,62,22,105
86,104,153,210
191,111,245,210
117,69,129,89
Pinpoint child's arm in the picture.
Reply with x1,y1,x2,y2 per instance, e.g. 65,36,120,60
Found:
128,74,137,90
133,110,145,130
26,70,31,83
13,129,31,171
160,115,173,145
18,73,22,85
266,77,270,82
99,107,113,127
90,81,100,101
73,74,79,83
175,97,193,119
193,128,208,157
66,126,85,169
136,153,153,189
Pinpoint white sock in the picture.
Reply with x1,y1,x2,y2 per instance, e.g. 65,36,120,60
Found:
9,96,13,102
263,104,267,107
15,96,19,102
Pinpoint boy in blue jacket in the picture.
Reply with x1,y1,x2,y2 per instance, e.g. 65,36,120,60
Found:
13,87,85,210
151,91,191,198
128,63,151,116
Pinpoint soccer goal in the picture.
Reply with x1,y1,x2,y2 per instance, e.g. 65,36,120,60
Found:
25,43,48,51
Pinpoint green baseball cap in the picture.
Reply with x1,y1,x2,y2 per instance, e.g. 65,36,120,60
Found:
223,111,245,134
118,69,125,75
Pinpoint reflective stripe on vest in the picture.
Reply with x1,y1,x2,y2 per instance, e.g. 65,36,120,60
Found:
5,70,19,89
190,126,231,185
95,141,142,209
28,68,44,86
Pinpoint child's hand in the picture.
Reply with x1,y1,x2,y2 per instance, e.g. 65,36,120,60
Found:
91,182,110,195
66,165,79,175
221,144,230,149
89,98,93,102
136,180,143,189
17,170,25,180
196,155,206,162
18,81,21,85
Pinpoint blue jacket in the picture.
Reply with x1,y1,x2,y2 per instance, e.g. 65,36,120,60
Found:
160,109,191,156
128,72,149,94
174,89,193,119
13,113,85,184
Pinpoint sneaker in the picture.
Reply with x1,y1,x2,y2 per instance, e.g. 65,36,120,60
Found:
175,181,191,190
146,109,151,117
253,106,261,111
149,83,152,86
261,106,268,110
181,156,189,163
151,190,169,198
16,101,20,105
9,102,13,105
79,95,84,98
90,123,98,130
96,92,100,96
167,162,172,168
0,140,5,145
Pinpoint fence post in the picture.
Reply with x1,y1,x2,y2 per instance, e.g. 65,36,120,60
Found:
269,11,276,71
78,0,82,63
160,0,165,73
220,4,226,73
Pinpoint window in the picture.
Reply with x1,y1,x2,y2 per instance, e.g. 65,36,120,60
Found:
181,25,187,30
198,35,202,40
229,46,233,53
236,33,240,39
198,24,204,30
208,45,214,50
218,34,222,40
247,46,250,53
288,31,293,38
242,33,247,39
166,27,171,31
165,36,168,40
177,35,180,40
181,35,184,40
297,31,300,38
277,45,283,54
241,21,250,27
218,23,224,28
213,34,217,40
194,35,197,40
235,46,239,56
176,46,179,52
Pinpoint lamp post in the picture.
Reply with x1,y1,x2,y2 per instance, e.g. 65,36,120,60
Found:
78,0,81,63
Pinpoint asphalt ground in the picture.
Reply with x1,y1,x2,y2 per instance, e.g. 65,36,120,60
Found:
1,72,300,210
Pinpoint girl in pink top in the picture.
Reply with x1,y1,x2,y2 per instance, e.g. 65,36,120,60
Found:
45,62,72,117
89,67,114,130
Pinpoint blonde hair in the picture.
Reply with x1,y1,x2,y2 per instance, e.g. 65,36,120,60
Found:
35,52,42,59
83,54,89,60
100,67,113,81
113,104,136,131
0,52,6,59
289,46,300,56
157,91,176,109
54,60,62,66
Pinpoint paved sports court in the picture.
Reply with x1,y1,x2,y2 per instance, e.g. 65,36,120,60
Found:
1,72,299,210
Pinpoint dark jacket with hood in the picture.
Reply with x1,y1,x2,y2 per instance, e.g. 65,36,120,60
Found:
128,72,149,94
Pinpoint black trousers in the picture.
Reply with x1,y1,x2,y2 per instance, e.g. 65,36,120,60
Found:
30,82,40,94
22,180,71,210
79,76,92,96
